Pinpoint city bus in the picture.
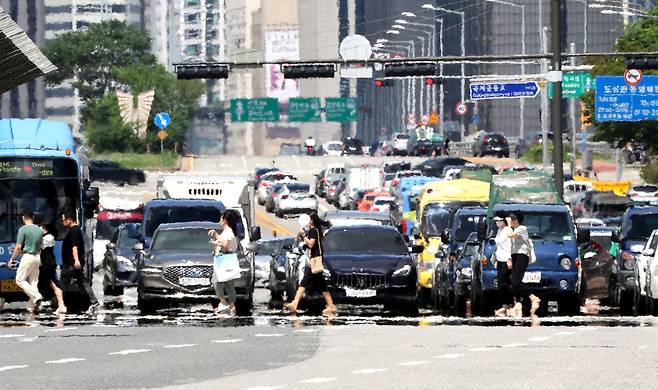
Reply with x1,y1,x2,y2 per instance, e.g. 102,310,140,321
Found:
0,119,99,308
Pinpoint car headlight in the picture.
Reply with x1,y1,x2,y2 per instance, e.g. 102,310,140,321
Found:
560,256,572,270
392,264,412,277
631,244,645,252
277,266,285,273
458,267,472,278
117,256,135,271
141,266,163,275
426,244,439,255
622,251,636,261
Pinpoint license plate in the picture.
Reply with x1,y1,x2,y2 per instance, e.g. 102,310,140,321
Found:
493,147,502,151
179,277,210,287
522,272,541,284
344,287,377,298
1,280,21,293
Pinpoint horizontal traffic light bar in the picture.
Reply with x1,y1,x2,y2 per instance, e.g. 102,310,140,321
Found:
176,64,230,79
627,56,658,70
384,62,438,77
283,64,336,79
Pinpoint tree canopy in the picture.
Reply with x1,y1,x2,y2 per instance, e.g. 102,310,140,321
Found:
584,7,658,149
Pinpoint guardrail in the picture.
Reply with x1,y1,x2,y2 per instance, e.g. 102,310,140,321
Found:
449,140,614,159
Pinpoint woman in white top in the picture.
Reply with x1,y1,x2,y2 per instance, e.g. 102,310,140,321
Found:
493,214,513,317
507,212,541,318
209,211,240,316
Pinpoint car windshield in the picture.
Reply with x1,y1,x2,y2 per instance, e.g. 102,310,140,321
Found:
143,205,222,237
257,240,287,255
286,183,310,193
151,228,212,252
523,212,575,241
627,214,658,240
327,143,341,150
323,228,408,255
375,198,395,206
454,214,486,242
384,173,395,181
422,205,451,237
117,228,140,250
633,185,658,193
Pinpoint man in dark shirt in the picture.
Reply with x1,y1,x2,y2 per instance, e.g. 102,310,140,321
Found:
61,210,99,315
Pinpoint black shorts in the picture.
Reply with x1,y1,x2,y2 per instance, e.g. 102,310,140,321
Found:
300,266,328,293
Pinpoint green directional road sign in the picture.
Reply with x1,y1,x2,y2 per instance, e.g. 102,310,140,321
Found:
325,97,357,122
230,98,280,122
288,97,322,122
549,72,594,99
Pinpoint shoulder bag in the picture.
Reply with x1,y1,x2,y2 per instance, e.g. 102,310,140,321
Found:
308,228,324,274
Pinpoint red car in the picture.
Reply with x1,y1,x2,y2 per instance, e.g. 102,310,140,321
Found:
358,191,390,212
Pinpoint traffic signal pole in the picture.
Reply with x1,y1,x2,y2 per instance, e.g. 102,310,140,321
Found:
551,0,565,199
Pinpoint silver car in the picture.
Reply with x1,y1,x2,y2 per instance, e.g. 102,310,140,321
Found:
273,183,318,218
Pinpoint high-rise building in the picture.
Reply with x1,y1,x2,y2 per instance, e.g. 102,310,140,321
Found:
0,0,46,119
43,0,144,134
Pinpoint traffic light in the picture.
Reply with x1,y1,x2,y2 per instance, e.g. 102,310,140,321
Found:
282,64,336,79
626,56,658,70
374,79,393,87
384,62,438,77
176,64,230,79
424,77,441,86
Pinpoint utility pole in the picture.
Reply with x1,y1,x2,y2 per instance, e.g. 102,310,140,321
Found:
569,42,578,176
541,27,550,167
551,0,564,198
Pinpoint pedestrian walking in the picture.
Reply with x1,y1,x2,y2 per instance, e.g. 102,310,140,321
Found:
61,210,99,315
36,219,67,315
507,213,541,317
8,209,43,314
209,210,240,316
286,213,337,316
492,213,513,317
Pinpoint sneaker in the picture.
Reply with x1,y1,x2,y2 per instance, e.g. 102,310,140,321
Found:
215,303,230,314
530,295,541,317
85,303,100,316
33,298,42,314
54,306,67,316
494,305,509,317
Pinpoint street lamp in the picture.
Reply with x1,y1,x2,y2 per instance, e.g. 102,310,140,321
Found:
485,0,526,139
377,40,416,125
422,3,466,138
572,0,589,53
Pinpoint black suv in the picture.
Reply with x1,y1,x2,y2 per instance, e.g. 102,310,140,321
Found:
472,132,510,158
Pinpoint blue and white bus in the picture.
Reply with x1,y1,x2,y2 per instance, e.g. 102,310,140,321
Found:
0,119,99,307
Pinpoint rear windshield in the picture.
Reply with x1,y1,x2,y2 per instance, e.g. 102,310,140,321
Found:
627,214,658,240
454,213,486,242
323,229,408,255
396,134,409,140
144,205,222,237
286,184,310,193
422,205,451,237
633,185,658,193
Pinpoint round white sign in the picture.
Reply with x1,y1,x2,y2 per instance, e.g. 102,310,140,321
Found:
455,102,467,116
339,35,373,61
624,68,643,87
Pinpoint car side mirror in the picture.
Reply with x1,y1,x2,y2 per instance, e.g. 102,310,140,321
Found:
83,186,100,219
106,243,116,250
583,252,597,260
246,242,258,253
250,226,262,242
132,243,144,252
642,248,655,257
409,245,424,254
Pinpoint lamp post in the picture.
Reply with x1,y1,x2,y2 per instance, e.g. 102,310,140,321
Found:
391,25,429,115
376,40,415,128
422,3,466,139
485,0,526,139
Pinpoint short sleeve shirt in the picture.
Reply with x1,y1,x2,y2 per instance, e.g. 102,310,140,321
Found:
510,225,530,255
17,224,42,254
214,227,238,255
307,228,323,258
62,226,85,266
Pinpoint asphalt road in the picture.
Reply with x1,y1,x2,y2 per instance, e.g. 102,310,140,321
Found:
0,155,652,389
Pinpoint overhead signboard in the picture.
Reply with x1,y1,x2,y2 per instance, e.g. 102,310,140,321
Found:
288,97,322,122
230,98,280,122
549,72,594,99
325,97,357,122
470,81,540,100
595,75,658,122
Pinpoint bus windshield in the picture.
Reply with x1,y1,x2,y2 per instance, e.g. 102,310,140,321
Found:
0,158,80,242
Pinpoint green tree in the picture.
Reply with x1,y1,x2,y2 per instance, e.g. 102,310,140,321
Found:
583,7,658,150
84,93,140,153
43,20,156,102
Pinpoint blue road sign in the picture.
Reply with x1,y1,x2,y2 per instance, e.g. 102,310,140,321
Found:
154,112,171,129
595,76,658,122
470,81,540,100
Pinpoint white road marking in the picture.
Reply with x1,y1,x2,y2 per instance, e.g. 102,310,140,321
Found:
212,339,244,344
108,349,151,355
639,345,649,349
352,368,388,374
163,344,197,349
0,334,25,338
435,353,465,359
44,327,77,333
398,360,429,366
0,365,29,372
293,329,319,334
46,358,85,364
502,343,527,348
254,333,285,338
470,347,496,352
528,336,551,342
298,377,338,384
554,331,576,336
246,386,284,390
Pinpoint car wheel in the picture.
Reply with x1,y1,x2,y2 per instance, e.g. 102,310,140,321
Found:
503,152,510,158
557,293,581,316
137,297,159,315
470,281,482,317
454,293,467,317
235,297,253,316
276,210,284,218
633,270,647,316
127,175,139,186
103,280,114,296
649,297,658,316
619,289,634,316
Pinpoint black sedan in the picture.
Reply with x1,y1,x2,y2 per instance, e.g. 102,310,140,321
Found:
472,132,510,158
414,157,471,177
102,223,141,296
433,232,480,316
136,222,255,314
341,138,365,155
89,160,145,186
306,225,421,313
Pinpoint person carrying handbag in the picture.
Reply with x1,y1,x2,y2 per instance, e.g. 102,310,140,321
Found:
507,212,541,318
286,213,336,316
209,211,241,317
